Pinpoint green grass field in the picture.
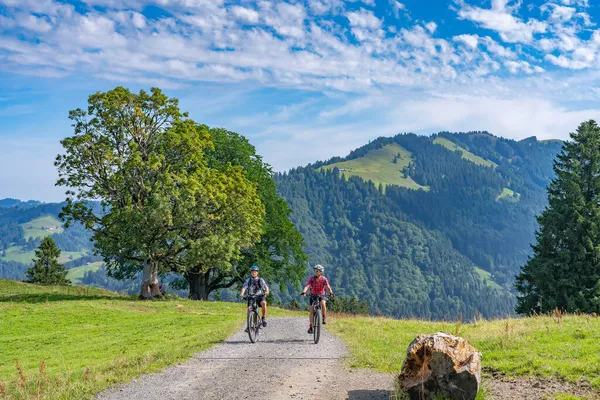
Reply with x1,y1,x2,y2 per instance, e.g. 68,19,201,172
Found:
1,247,84,264
20,215,64,240
66,262,104,284
433,137,497,168
0,279,298,399
320,143,429,191
474,267,503,290
496,187,521,203
329,314,600,391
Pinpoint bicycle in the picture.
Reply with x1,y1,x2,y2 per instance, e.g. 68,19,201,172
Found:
244,294,262,343
305,293,330,344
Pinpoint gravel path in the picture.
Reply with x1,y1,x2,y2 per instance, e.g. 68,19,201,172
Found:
95,317,394,400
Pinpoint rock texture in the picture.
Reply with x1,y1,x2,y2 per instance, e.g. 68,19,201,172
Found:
398,332,481,400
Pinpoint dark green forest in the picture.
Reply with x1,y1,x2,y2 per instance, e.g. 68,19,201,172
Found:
0,131,562,320
275,131,562,319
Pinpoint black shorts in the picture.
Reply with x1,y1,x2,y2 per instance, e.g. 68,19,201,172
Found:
310,295,325,306
248,295,266,307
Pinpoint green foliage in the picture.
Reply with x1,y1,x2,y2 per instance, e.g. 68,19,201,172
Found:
25,237,70,285
277,131,563,318
186,127,306,299
55,87,265,298
329,314,600,389
276,166,515,320
516,120,600,314
327,295,369,315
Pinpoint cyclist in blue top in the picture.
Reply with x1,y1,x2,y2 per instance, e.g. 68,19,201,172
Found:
240,265,270,328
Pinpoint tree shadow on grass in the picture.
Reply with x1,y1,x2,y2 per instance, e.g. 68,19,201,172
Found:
0,293,133,303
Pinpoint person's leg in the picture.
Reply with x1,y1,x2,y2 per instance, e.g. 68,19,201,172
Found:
261,299,267,327
308,303,314,333
321,299,327,323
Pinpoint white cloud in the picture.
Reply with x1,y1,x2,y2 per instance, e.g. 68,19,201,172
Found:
346,8,381,29
230,6,260,24
458,0,547,43
454,34,479,48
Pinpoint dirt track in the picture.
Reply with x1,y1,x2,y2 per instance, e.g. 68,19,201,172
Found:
95,316,394,400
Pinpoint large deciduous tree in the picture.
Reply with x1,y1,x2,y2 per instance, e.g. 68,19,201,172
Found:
177,127,307,300
55,87,264,298
516,120,600,314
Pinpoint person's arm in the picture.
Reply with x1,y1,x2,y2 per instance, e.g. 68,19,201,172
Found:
301,278,312,296
262,279,270,296
240,279,248,299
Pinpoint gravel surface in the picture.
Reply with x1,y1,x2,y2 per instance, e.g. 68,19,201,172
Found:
486,376,600,400
95,317,394,400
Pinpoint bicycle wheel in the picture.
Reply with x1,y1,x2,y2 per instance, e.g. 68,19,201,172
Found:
253,312,261,342
247,310,258,343
313,308,321,344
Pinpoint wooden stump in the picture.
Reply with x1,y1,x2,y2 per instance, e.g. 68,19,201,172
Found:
398,332,481,400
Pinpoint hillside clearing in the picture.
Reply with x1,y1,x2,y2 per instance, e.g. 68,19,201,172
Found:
434,137,497,168
496,188,521,202
475,267,503,290
320,143,428,191
67,262,104,284
0,279,299,399
20,215,64,239
1,246,83,264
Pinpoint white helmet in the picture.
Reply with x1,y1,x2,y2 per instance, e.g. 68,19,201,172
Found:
314,264,324,272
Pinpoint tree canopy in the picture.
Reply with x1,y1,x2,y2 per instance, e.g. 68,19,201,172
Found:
516,120,600,314
55,87,265,298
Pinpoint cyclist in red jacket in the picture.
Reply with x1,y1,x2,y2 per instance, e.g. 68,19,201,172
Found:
301,264,334,334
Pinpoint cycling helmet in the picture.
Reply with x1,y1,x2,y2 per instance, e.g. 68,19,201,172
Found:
250,265,260,271
314,264,324,272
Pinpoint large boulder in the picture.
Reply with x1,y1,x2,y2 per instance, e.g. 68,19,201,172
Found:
398,332,481,400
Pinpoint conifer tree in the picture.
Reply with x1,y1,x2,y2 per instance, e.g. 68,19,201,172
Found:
516,120,600,314
26,237,70,285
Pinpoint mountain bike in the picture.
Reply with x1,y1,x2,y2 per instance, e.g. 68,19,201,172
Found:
244,294,262,343
307,293,330,344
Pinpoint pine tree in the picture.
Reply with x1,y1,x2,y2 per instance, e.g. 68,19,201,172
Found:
25,237,70,285
516,120,600,314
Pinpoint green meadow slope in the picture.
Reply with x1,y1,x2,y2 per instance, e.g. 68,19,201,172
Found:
0,279,297,399
319,143,428,190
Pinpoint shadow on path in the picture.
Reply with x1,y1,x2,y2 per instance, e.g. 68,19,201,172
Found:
347,389,393,399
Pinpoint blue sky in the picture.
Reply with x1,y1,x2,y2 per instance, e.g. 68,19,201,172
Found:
1,0,600,201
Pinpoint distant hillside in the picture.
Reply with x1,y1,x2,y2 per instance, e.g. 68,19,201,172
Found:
276,131,563,319
0,201,95,281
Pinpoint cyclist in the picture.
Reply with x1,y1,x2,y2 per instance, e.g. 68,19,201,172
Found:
301,264,334,334
240,265,270,329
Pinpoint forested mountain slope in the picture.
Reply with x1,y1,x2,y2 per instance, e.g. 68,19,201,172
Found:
276,131,562,319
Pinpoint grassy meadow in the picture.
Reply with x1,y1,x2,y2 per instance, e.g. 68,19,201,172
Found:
0,279,297,399
320,143,428,191
433,137,497,168
329,313,600,392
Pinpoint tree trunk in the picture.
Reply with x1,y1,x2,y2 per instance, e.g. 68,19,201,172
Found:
140,260,161,299
185,270,210,300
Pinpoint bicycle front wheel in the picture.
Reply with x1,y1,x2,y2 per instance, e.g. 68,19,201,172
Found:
313,308,321,344
247,311,258,343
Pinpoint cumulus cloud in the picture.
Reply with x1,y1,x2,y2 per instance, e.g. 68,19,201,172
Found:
457,0,547,43
346,8,381,29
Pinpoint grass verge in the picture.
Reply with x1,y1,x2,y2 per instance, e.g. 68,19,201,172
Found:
329,313,600,390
